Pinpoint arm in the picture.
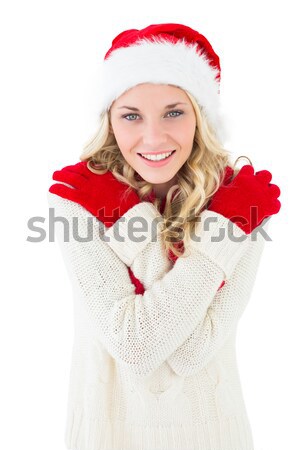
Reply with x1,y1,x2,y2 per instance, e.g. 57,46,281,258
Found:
48,191,250,378
103,202,174,290
104,206,269,376
167,222,268,376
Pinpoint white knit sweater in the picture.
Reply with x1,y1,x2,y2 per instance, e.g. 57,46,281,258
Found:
48,190,268,450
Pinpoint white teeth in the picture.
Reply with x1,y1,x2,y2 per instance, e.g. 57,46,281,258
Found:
140,151,174,161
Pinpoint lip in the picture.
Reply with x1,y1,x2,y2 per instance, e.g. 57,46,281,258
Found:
137,150,176,167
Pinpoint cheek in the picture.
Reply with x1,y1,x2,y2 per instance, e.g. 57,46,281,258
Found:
117,145,132,164
113,127,134,155
176,120,196,147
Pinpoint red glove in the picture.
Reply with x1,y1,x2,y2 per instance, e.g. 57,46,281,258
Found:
49,161,141,227
207,165,281,234
49,161,145,294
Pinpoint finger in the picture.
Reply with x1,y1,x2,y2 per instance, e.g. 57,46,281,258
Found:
52,170,86,189
264,198,281,216
57,161,90,178
255,170,272,184
49,183,80,203
268,183,281,198
237,164,255,177
273,198,281,214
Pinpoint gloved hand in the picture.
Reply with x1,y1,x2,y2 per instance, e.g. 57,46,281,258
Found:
49,161,145,294
49,161,141,227
207,164,281,234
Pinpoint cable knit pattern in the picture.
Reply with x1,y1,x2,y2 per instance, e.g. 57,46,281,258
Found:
48,191,267,450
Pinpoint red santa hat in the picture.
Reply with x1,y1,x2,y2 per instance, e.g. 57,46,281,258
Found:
98,23,228,143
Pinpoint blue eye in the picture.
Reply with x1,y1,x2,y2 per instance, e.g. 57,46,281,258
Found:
122,110,183,121
123,113,138,121
167,110,183,118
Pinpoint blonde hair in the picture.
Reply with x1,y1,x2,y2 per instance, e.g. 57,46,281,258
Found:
79,89,251,260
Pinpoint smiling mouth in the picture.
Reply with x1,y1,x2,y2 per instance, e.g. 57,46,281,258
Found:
137,150,176,160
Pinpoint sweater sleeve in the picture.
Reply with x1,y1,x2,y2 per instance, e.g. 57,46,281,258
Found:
103,203,174,290
167,222,268,376
103,203,269,376
48,191,250,378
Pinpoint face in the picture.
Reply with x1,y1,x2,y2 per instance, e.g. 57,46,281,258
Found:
109,83,197,198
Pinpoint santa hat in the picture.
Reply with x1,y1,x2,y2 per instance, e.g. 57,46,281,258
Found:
98,23,229,143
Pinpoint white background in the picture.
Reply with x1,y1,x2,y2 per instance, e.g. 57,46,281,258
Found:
0,1,299,449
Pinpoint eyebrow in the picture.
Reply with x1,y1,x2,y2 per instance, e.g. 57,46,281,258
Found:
117,102,188,111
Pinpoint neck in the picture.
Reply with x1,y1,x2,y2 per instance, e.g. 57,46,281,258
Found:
152,176,178,199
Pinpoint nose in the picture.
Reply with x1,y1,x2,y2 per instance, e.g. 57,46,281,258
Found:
141,119,169,147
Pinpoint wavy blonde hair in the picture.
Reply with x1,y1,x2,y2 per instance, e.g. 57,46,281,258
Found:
79,88,250,260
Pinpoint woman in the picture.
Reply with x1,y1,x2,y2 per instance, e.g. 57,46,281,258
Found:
48,23,281,450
